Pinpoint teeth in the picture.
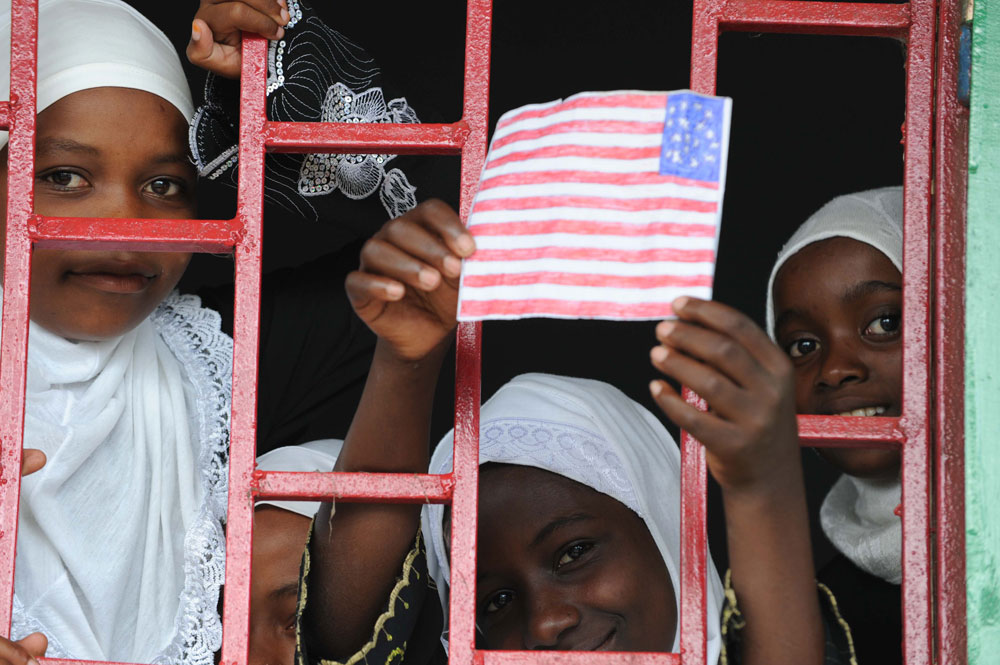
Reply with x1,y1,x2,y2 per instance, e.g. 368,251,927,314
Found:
836,406,887,417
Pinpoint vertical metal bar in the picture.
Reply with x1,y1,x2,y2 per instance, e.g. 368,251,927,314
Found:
900,2,935,663
684,4,722,663
218,35,268,665
0,0,37,633
450,1,491,663
934,2,969,663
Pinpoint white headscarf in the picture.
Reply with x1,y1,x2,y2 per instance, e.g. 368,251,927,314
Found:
764,186,903,585
1,2,227,663
0,0,194,148
421,373,725,662
255,440,343,518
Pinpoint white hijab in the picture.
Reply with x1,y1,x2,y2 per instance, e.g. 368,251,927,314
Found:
421,373,725,662
1,2,231,663
765,186,904,585
255,440,343,518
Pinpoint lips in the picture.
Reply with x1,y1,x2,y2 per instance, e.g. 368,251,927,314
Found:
66,260,158,295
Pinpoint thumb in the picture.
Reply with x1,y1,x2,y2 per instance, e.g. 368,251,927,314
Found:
20,449,46,477
16,633,47,659
186,19,217,68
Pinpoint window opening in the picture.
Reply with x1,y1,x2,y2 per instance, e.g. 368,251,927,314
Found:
0,1,967,664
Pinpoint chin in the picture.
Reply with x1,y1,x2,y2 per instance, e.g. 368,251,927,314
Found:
817,448,901,480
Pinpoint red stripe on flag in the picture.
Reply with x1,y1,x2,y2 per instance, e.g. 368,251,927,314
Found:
470,246,715,263
460,299,676,319
496,94,668,130
473,195,717,214
479,169,719,191
492,120,664,151
486,145,662,170
462,272,713,289
469,220,717,238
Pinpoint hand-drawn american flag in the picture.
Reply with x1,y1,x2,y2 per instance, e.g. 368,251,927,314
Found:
457,90,732,321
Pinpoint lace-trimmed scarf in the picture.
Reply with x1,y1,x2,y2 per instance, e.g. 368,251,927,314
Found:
765,186,904,585
1,1,229,662
421,373,726,663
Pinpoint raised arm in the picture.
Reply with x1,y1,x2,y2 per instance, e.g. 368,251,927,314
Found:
649,298,824,665
302,200,474,659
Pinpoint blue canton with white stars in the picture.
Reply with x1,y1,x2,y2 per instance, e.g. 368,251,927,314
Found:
658,92,725,183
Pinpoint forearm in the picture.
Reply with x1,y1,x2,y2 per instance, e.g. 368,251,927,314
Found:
722,463,823,665
305,337,449,658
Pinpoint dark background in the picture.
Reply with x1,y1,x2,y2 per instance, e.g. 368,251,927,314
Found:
134,1,905,571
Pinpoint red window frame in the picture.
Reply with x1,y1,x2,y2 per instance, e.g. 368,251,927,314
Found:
0,1,968,665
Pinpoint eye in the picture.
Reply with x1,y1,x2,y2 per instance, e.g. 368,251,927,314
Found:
556,542,593,568
484,590,514,614
864,312,901,336
143,177,186,198
786,337,820,359
283,613,297,633
39,170,89,191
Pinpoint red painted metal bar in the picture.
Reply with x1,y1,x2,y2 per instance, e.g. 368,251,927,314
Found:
29,216,243,253
449,2,492,664
0,0,37,635
898,4,936,664
679,409,709,665
218,35,269,665
797,415,904,447
265,121,470,155
0,101,10,130
252,470,455,503
720,1,911,38
480,652,681,665
933,1,969,663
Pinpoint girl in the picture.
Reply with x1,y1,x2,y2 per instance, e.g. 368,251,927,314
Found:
767,186,904,665
294,201,850,664
0,1,375,663
253,441,342,665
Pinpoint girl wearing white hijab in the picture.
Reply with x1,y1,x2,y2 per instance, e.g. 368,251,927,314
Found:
766,185,904,665
422,373,725,660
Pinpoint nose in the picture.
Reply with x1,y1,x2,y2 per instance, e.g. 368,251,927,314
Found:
524,592,581,650
816,337,869,388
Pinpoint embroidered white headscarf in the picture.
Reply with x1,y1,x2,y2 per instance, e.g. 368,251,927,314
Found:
0,2,230,663
765,186,903,585
422,373,725,662
255,440,343,518
0,0,194,148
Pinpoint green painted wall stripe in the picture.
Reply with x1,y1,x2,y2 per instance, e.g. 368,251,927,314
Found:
967,0,1000,661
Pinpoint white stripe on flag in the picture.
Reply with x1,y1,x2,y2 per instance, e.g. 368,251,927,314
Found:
467,206,717,227
473,182,720,203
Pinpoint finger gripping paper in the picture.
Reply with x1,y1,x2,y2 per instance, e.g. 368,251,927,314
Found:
457,90,732,321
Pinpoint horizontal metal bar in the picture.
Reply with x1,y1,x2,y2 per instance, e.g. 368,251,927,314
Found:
479,652,681,665
719,0,911,38
264,120,470,155
797,414,905,447
252,470,455,504
29,215,243,253
0,101,10,130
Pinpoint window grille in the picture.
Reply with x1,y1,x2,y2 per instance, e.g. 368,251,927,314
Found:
0,1,968,664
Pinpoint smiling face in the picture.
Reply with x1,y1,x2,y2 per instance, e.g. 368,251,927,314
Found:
474,464,676,652
772,236,903,479
0,87,196,341
250,506,313,665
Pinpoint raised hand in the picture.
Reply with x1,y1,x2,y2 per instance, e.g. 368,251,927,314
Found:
0,632,47,665
345,200,476,363
648,297,799,493
187,0,290,79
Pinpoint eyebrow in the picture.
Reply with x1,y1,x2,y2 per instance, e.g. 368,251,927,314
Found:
37,137,100,157
841,279,902,302
530,513,594,548
269,581,300,602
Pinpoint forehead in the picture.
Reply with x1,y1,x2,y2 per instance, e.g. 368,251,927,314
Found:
35,87,189,155
773,237,901,310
